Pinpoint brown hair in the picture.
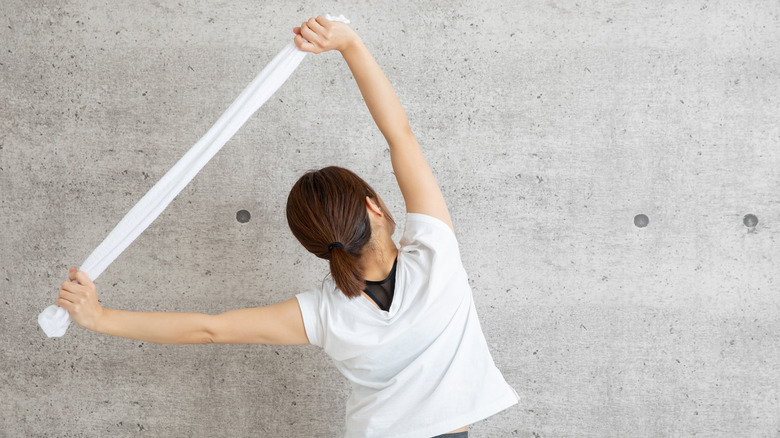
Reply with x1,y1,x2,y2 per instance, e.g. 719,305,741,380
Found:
286,166,395,298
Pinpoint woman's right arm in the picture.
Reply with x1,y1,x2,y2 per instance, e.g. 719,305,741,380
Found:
57,268,309,345
294,17,454,232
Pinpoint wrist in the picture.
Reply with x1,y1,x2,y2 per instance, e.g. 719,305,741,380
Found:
339,33,362,56
90,307,108,333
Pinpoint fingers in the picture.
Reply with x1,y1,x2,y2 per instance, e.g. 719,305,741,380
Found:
67,267,94,287
73,269,94,288
60,277,85,299
293,16,348,53
58,289,75,306
307,17,326,33
299,16,328,45
57,277,92,311
314,15,331,29
60,268,95,304
294,16,329,35
61,279,81,294
299,21,320,45
56,297,73,311
58,284,75,298
55,267,103,330
294,34,317,53
57,280,78,311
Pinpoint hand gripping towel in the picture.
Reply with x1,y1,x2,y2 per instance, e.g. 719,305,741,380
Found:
38,15,350,338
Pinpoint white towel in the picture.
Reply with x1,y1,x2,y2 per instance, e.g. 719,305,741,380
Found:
39,15,350,338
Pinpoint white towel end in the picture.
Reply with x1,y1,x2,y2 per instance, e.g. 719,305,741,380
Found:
38,305,71,338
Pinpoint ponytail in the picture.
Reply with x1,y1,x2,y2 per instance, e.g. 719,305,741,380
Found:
286,166,394,299
327,244,365,298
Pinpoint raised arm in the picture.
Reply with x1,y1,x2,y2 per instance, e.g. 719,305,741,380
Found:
294,17,454,231
57,268,308,345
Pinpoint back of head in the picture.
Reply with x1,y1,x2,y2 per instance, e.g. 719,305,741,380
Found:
286,166,394,298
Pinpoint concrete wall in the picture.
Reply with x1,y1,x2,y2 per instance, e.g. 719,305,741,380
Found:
2,1,778,436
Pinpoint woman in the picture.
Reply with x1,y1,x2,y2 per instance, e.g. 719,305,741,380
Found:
56,17,519,438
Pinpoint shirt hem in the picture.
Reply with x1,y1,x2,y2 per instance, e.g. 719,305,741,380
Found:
348,389,520,438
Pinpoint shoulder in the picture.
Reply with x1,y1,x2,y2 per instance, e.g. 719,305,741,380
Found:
296,277,348,348
400,213,460,253
398,213,464,281
296,277,346,311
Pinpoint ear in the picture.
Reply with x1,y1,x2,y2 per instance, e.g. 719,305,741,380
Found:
365,196,383,217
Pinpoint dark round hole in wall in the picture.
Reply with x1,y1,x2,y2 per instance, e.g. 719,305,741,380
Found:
634,214,649,228
743,214,758,228
236,209,251,224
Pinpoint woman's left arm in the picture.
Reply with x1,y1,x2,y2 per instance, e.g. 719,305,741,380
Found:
95,299,308,345
205,299,309,345
59,268,309,345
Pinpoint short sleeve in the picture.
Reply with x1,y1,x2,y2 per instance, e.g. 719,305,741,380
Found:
400,213,460,256
295,290,323,348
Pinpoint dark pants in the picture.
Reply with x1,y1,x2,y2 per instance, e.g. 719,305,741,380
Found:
432,432,468,438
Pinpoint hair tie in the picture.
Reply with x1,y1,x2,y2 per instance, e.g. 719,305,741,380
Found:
328,242,345,253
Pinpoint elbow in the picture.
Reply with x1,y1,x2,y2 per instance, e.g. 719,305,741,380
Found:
200,331,216,344
397,123,413,138
395,123,415,140
200,315,218,344
386,124,416,148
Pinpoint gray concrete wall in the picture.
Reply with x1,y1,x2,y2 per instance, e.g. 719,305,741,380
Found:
2,1,778,436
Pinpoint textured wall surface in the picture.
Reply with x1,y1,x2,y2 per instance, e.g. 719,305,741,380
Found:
2,1,779,437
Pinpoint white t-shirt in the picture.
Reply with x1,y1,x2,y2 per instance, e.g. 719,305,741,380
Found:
296,213,519,438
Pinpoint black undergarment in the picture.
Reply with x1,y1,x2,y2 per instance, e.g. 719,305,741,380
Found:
363,257,397,311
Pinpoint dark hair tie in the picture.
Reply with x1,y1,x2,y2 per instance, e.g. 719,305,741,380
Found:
328,242,345,253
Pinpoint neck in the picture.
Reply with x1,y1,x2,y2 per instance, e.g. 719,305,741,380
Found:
360,235,398,282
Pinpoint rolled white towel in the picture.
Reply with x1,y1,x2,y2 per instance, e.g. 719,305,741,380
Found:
38,14,350,338
38,305,72,338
